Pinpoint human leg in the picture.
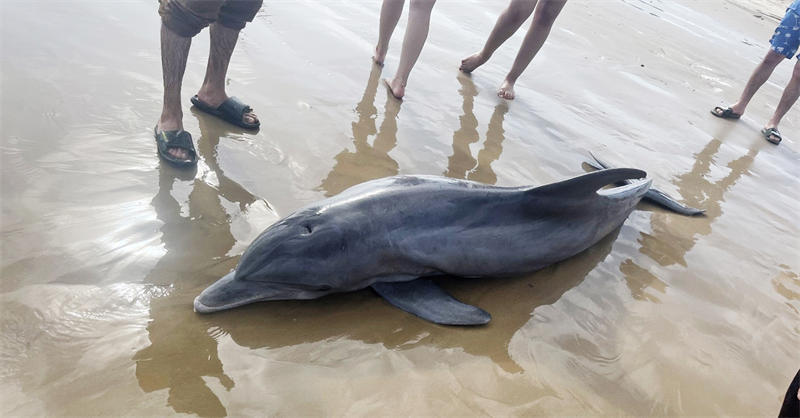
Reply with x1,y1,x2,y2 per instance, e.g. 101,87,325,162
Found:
194,23,259,126
385,0,436,99
374,0,406,65
460,0,537,73
157,0,224,162
498,0,566,99
719,49,785,116
717,9,799,116
763,59,800,143
193,0,261,127
158,23,193,161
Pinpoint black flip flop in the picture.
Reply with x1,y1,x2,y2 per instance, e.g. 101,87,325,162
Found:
710,106,742,119
761,127,782,145
190,95,260,129
154,126,198,167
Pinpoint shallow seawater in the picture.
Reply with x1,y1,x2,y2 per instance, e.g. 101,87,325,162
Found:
1,0,798,416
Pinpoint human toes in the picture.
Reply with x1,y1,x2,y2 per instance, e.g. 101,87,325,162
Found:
244,111,258,125
168,147,189,161
497,88,514,100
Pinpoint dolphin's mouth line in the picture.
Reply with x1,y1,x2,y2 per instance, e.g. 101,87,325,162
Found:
241,278,332,292
194,293,271,313
194,277,337,314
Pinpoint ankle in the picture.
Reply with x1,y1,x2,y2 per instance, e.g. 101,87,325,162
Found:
159,112,183,131
197,84,227,103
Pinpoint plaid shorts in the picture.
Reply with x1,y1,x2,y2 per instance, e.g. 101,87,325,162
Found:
770,7,800,59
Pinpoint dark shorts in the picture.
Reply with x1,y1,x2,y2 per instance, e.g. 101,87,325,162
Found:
159,0,263,37
769,7,800,59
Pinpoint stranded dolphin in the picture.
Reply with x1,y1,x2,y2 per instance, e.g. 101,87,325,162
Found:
194,167,702,325
585,153,704,216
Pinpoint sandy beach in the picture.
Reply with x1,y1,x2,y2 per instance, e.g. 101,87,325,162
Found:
1,0,799,415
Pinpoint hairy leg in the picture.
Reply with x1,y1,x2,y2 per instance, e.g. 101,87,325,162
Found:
498,0,566,99
158,23,192,161
374,0,405,65
460,0,537,73
385,0,436,99
765,58,800,137
196,23,258,125
727,49,785,115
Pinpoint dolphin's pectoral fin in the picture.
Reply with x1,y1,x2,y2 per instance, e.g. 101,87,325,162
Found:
586,153,705,216
371,279,491,326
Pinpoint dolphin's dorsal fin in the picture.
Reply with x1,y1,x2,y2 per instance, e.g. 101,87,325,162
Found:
529,168,647,198
372,279,491,326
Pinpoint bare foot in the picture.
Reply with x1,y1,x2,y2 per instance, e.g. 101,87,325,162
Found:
460,52,488,73
196,89,259,126
383,78,405,100
497,79,515,100
156,119,190,161
373,45,387,66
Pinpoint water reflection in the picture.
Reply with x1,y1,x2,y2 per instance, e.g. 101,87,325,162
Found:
204,227,619,372
446,74,508,185
622,137,758,301
133,116,258,417
319,64,401,196
772,265,800,311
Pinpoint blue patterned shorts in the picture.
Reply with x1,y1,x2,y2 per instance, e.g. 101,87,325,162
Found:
770,8,800,59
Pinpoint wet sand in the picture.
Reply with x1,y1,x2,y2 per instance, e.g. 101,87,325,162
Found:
2,0,799,416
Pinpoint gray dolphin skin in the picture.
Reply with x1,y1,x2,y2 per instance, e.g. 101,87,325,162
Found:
585,153,705,216
194,167,701,325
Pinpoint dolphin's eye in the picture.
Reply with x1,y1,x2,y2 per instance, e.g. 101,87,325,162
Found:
303,225,313,234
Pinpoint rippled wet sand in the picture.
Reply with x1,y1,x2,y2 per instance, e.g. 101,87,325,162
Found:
2,0,798,415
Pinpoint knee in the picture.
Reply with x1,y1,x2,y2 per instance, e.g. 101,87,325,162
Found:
506,0,536,24
409,0,436,13
532,1,565,26
792,60,800,80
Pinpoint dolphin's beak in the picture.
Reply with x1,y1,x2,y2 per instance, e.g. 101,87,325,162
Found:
194,271,274,314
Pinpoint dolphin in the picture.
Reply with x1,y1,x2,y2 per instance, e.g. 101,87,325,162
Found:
194,167,702,325
585,153,704,216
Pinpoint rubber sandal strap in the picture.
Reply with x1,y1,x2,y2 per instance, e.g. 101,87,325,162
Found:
762,127,782,144
218,96,258,127
154,127,197,166
191,95,259,129
711,106,741,119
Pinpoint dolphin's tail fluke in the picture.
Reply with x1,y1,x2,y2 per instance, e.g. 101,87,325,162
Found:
586,153,705,216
